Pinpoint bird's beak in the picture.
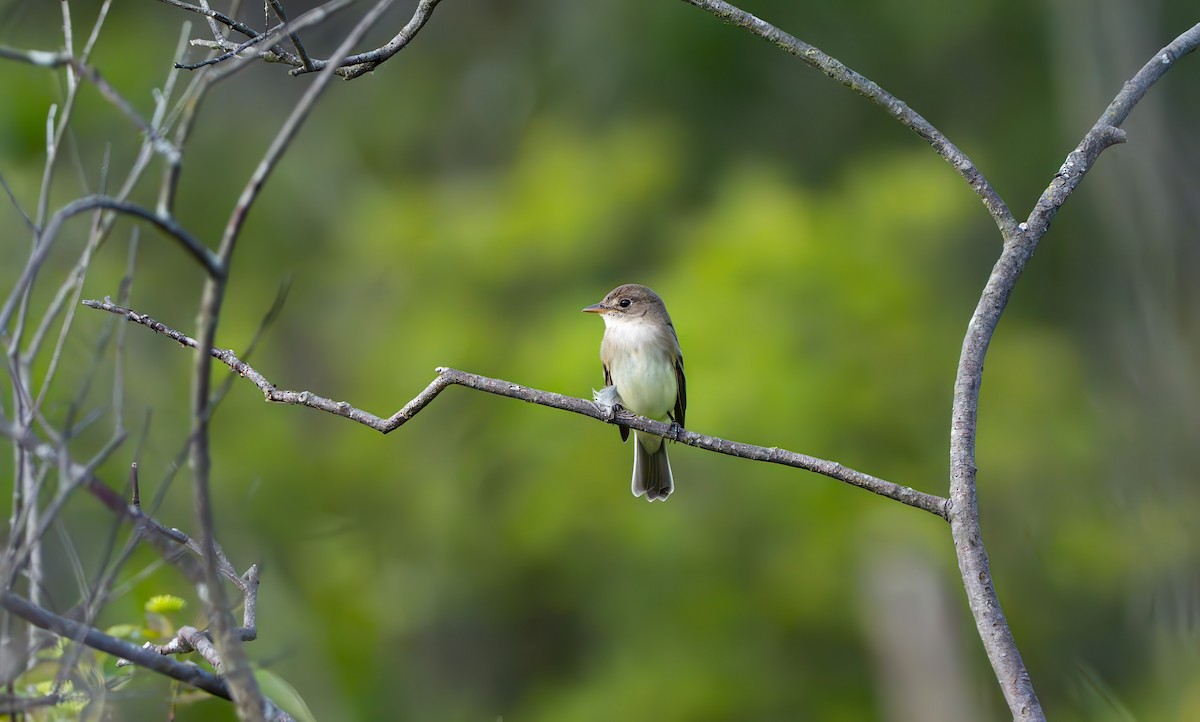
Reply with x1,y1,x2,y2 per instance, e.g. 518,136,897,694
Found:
581,302,607,314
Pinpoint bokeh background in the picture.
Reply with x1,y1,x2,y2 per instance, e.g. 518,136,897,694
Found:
2,0,1198,719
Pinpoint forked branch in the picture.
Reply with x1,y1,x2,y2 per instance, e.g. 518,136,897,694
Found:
158,0,442,79
676,2,1200,720
947,21,1200,721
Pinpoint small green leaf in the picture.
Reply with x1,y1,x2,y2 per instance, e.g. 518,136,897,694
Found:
33,679,63,696
104,624,142,639
254,667,318,722
35,637,66,660
144,594,187,614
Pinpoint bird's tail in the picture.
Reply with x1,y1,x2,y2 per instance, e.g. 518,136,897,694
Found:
632,432,673,502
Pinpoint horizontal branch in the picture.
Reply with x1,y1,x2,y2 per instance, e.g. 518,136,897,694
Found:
82,298,949,518
0,45,74,68
0,592,293,720
0,591,230,698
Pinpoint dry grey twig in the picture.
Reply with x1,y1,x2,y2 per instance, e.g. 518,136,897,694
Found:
81,297,949,517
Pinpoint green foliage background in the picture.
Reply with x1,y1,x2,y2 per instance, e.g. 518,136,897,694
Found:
2,0,1198,719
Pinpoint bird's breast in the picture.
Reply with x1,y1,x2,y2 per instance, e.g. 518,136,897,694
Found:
601,322,678,420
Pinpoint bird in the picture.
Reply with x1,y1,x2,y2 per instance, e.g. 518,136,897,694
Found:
583,284,686,501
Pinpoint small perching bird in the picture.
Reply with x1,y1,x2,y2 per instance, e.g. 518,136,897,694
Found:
583,284,686,502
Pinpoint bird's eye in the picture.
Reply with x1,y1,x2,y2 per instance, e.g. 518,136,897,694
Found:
618,299,632,308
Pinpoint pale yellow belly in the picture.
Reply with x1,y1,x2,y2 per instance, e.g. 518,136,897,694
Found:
610,348,676,421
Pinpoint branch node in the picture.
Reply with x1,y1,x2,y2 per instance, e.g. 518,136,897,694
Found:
1099,125,1128,146
130,463,141,508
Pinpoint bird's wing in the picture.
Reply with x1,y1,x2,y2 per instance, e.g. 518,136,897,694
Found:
672,354,686,429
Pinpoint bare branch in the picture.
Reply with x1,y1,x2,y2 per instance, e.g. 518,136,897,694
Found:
0,195,220,335
0,693,66,715
0,46,73,68
0,593,293,721
183,3,405,718
176,0,354,74
120,564,259,669
676,5,1200,721
0,591,229,698
1025,24,1200,239
266,0,314,71
78,71,176,160
160,0,443,79
947,22,1199,721
127,625,223,669
292,0,443,79
0,439,264,669
676,0,1020,241
0,173,36,233
153,0,262,40
81,298,949,518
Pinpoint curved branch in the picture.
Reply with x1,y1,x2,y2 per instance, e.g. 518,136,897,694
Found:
0,196,220,334
678,4,1199,720
160,0,443,80
949,22,1200,721
290,0,442,79
81,298,949,518
676,0,1020,241
1025,24,1200,239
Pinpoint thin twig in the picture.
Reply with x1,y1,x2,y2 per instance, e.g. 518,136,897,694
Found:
159,0,442,79
266,0,314,71
0,45,73,67
0,195,220,334
64,60,179,160
185,3,402,718
81,298,949,518
175,1,351,74
0,593,293,721
0,432,261,640
0,591,229,697
118,563,260,669
154,0,260,40
293,0,443,78
164,0,353,76
675,0,1020,242
0,173,36,233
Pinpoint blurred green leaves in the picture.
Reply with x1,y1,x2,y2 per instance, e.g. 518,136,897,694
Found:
2,1,1197,721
